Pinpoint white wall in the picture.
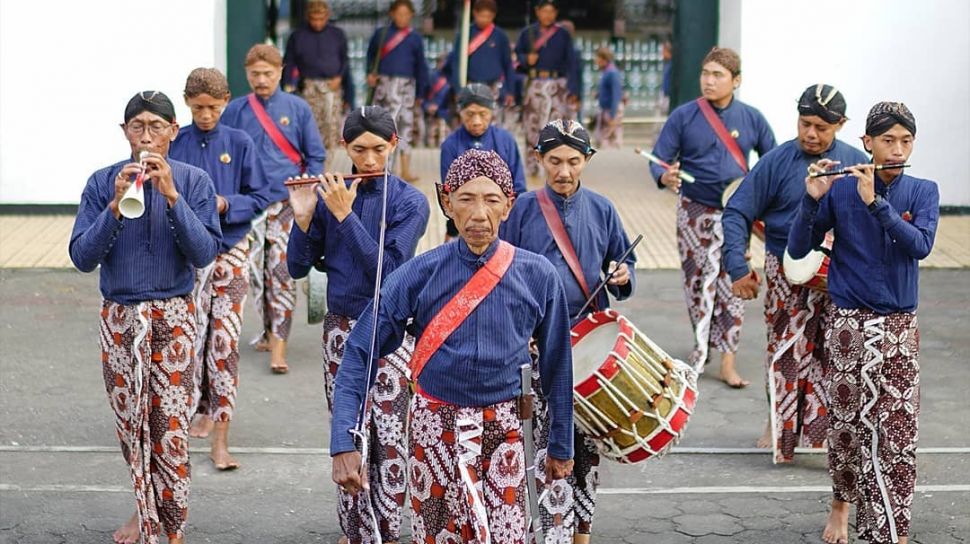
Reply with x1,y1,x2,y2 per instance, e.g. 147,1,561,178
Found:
722,0,970,206
0,0,227,204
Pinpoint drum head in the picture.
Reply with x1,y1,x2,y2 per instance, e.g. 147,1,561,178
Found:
571,319,620,388
783,248,825,285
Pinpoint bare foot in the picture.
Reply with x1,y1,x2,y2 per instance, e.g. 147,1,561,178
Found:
253,333,270,352
718,353,750,388
756,420,772,449
269,334,288,374
822,499,850,544
210,421,240,470
189,414,213,438
169,536,184,544
113,512,140,544
338,537,349,544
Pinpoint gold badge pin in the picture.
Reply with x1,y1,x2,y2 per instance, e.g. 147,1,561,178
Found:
220,153,231,164
280,116,290,126
730,129,740,139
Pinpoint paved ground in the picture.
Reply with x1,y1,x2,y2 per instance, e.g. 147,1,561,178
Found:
1,267,968,544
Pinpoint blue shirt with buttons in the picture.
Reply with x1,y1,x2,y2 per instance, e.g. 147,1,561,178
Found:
443,23,516,98
69,159,222,304
439,125,527,196
170,123,273,251
366,25,431,98
787,172,940,313
514,23,580,96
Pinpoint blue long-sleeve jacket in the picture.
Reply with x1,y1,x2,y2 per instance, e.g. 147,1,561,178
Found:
787,172,940,313
69,159,222,304
597,64,623,118
366,25,430,98
439,125,527,195
514,23,579,96
286,174,430,319
500,185,637,323
221,88,326,203
721,138,868,281
650,97,776,208
443,23,516,98
170,123,273,251
330,239,575,460
283,23,348,88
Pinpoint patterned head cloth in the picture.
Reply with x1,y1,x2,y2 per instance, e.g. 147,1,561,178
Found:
534,118,596,157
124,90,176,123
866,101,916,137
442,149,515,197
797,84,846,124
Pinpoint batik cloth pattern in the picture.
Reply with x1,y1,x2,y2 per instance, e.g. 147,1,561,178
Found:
100,296,196,543
408,393,528,544
594,104,624,150
825,305,920,543
531,348,598,542
372,75,416,153
763,252,829,462
190,238,249,421
676,196,744,371
302,78,344,154
523,78,570,176
322,313,413,543
248,201,296,343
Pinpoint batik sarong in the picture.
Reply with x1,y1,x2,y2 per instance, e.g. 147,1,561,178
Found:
372,76,416,153
676,196,745,372
100,296,197,543
322,313,413,544
191,238,249,421
523,78,570,176
594,104,624,150
531,354,598,542
302,78,344,154
826,306,920,543
248,201,296,343
408,394,528,544
763,253,828,462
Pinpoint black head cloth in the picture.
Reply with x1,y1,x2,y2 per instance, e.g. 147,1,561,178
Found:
342,106,397,143
865,101,916,137
124,90,176,124
797,84,846,124
534,118,596,157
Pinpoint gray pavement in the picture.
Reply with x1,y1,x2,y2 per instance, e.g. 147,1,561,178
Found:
1,268,968,543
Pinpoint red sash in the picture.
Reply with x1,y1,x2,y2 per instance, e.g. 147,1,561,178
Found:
467,23,495,56
696,97,748,174
380,27,412,59
247,94,305,172
536,189,595,308
410,241,516,385
429,75,448,97
532,23,560,51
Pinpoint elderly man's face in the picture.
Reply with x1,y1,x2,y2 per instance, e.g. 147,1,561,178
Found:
121,111,177,159
460,103,493,137
538,145,588,198
796,115,843,157
246,60,282,99
443,176,512,253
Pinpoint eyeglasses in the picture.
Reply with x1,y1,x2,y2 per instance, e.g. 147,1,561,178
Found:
125,121,172,136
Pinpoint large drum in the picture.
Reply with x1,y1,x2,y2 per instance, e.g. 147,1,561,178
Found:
722,178,766,241
571,310,698,463
782,230,833,292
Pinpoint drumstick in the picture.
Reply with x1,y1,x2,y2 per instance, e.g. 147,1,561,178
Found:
283,172,384,187
573,234,644,321
809,163,910,178
633,147,696,183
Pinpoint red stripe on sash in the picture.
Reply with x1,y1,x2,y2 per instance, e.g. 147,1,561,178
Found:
430,76,448,97
696,97,748,173
536,189,596,309
247,94,305,172
467,23,495,55
380,27,413,60
410,241,516,385
532,23,561,51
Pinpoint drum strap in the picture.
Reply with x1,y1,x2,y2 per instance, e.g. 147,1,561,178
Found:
410,241,516,386
695,97,748,174
536,189,596,309
247,93,305,173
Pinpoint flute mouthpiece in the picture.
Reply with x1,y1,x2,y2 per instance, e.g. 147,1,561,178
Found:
138,150,150,162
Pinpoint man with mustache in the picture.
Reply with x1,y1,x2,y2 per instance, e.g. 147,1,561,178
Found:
222,44,326,375
501,119,636,544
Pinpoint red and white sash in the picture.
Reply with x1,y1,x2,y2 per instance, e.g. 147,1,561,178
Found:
380,27,413,59
467,23,495,56
695,97,748,174
532,23,561,51
247,93,304,172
